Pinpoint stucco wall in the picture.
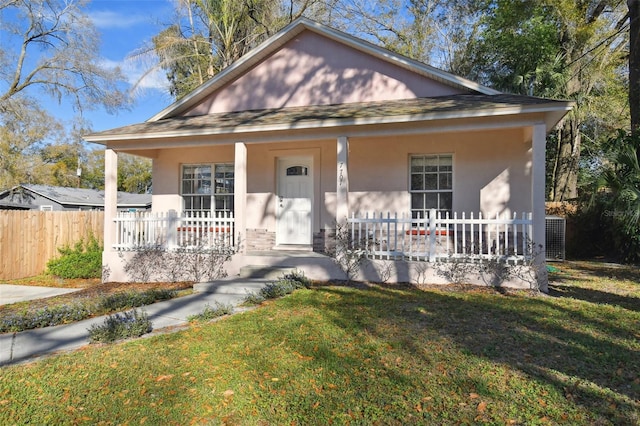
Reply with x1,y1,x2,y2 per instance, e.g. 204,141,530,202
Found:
348,127,532,217
151,145,234,214
184,30,465,116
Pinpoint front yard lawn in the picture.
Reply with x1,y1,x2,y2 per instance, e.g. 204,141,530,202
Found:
0,261,638,424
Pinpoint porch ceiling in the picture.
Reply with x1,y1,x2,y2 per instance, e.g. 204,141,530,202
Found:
85,94,572,145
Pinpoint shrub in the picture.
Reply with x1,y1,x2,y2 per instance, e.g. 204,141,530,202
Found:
0,289,178,333
187,302,234,322
280,269,312,288
47,235,103,279
98,289,177,312
244,271,311,305
88,309,152,343
0,303,93,333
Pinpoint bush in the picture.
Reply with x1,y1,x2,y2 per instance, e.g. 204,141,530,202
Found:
88,309,152,343
187,302,234,322
47,235,103,279
98,289,177,312
0,289,178,333
0,303,93,333
244,270,311,305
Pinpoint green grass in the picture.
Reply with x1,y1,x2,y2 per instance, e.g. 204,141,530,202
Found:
0,261,638,424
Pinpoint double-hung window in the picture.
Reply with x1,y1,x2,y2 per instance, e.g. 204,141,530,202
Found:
182,164,234,216
410,154,453,219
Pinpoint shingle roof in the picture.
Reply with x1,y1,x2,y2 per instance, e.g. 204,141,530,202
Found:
86,94,572,142
0,185,151,208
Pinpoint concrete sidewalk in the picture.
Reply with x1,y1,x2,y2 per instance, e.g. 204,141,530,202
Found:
0,278,269,366
0,285,83,306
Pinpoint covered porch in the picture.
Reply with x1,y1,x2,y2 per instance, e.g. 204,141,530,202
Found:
98,117,550,289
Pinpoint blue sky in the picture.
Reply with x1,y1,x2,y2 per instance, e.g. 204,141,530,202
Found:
60,0,176,133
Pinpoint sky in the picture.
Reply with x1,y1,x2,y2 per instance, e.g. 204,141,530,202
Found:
46,0,178,135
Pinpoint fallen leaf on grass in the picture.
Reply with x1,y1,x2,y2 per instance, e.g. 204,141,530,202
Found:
477,401,487,413
469,393,479,399
156,375,174,382
223,390,234,399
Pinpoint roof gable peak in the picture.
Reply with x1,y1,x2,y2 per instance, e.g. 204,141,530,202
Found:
149,18,499,122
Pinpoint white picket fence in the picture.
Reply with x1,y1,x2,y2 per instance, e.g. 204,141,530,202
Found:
347,210,533,262
113,211,235,251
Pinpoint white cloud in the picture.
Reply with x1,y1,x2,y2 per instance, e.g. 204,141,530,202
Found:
90,10,148,29
101,57,170,93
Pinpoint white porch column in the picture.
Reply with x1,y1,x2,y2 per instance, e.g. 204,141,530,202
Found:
234,142,247,253
104,148,118,253
336,136,350,225
532,123,548,292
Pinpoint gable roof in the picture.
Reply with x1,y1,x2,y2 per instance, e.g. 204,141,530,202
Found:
0,185,151,208
148,17,501,122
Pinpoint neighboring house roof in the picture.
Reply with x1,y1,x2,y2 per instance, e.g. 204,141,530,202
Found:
0,185,151,209
0,201,30,210
148,18,501,122
87,94,573,144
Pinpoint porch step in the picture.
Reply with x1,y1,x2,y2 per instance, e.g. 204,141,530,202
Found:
193,277,270,295
238,265,296,280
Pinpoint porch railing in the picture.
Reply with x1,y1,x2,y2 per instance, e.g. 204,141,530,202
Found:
113,211,235,251
347,210,533,262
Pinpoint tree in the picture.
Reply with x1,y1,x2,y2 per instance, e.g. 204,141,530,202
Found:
136,0,284,99
0,0,130,190
452,0,629,201
0,0,128,113
629,0,639,138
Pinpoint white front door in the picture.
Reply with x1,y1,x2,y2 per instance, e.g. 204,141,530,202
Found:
276,156,313,246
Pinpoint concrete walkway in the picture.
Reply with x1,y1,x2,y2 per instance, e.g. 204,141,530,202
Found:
0,278,269,366
0,285,82,306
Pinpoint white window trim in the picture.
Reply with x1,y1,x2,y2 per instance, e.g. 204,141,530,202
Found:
181,163,234,216
409,153,454,218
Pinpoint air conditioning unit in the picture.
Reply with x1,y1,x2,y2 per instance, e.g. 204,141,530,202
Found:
545,216,566,261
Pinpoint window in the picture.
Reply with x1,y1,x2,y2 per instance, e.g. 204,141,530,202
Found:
410,154,452,218
182,164,234,216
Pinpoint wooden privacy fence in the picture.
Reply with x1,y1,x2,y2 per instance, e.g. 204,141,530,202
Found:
0,211,104,280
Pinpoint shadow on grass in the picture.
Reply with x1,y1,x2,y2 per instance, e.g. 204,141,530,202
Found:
548,283,640,312
293,284,639,424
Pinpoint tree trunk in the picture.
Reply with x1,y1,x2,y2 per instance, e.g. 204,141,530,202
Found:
629,0,640,138
551,113,580,201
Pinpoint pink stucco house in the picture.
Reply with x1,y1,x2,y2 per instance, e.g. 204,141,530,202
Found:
86,18,572,290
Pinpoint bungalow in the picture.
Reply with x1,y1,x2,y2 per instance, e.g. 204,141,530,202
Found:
0,184,151,211
85,18,572,290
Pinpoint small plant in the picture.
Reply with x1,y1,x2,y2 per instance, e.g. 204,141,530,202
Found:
0,288,179,333
121,237,240,283
88,309,152,343
280,269,312,288
243,271,311,305
98,289,177,312
187,302,234,322
47,234,103,279
326,222,370,282
0,303,93,333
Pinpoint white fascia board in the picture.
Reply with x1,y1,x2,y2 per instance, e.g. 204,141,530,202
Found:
102,118,551,152
87,102,572,144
